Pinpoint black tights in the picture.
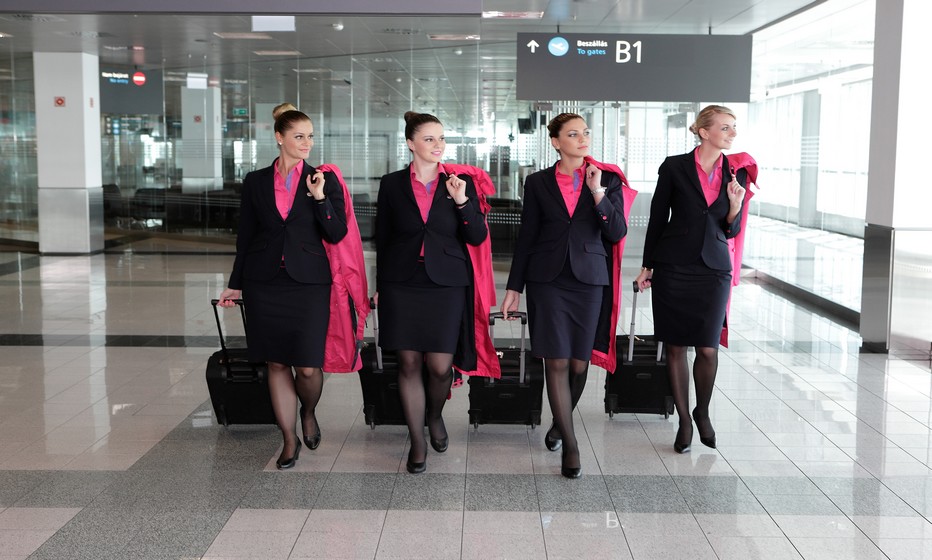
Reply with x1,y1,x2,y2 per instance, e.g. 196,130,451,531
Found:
545,358,589,469
268,362,323,458
666,345,718,440
397,350,454,463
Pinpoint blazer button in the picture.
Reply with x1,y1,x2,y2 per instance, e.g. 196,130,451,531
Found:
702,210,708,215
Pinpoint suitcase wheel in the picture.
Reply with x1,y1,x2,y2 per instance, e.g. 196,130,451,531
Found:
605,395,618,419
530,411,541,427
469,411,479,429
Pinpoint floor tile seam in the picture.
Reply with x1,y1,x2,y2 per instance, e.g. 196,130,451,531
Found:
739,365,932,512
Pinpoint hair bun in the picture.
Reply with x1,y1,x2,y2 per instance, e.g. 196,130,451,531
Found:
403,111,419,123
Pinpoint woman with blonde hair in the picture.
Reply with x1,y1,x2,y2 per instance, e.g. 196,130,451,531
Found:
634,105,750,454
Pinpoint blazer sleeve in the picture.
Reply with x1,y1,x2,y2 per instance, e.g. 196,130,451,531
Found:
313,170,348,243
453,175,488,246
228,172,259,290
593,173,627,243
642,159,673,269
505,176,541,293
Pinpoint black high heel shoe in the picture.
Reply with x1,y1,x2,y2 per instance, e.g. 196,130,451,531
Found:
544,423,562,452
560,449,581,479
429,418,448,453
693,407,716,449
276,437,301,469
674,424,692,454
406,448,426,474
301,406,321,450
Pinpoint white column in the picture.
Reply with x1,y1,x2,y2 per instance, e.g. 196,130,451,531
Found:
33,52,103,254
860,0,932,352
180,86,223,192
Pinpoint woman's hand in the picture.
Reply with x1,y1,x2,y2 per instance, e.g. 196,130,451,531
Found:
501,289,521,320
634,268,652,292
306,171,326,201
372,292,379,307
445,174,468,205
726,175,746,211
584,164,602,191
218,288,241,308
585,164,605,204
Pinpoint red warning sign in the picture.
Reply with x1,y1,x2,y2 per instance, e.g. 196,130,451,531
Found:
54,96,66,107
132,72,146,86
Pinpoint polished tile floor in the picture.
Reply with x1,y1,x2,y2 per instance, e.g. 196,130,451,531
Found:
1,247,931,560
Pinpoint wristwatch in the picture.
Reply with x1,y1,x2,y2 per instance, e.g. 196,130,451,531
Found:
591,187,606,195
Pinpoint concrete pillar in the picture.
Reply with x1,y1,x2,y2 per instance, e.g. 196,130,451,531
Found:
180,86,222,192
33,52,103,254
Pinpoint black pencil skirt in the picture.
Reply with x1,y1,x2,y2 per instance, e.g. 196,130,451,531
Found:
525,261,602,361
242,268,330,367
650,261,731,348
378,262,466,354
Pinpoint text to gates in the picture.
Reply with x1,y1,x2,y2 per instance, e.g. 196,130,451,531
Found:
576,40,642,63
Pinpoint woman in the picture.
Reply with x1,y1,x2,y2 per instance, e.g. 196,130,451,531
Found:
375,111,488,474
634,105,748,454
501,113,628,478
218,109,349,469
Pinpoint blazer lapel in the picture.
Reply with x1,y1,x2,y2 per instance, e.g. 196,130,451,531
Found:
256,166,280,220
541,165,570,217
682,150,705,202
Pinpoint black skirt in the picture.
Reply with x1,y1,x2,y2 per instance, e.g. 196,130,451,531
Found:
651,261,731,348
526,260,602,361
242,268,330,367
378,262,466,354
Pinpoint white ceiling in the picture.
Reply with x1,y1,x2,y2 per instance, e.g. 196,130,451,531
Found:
0,1,870,126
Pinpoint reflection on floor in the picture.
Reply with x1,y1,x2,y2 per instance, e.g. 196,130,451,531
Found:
1,250,931,560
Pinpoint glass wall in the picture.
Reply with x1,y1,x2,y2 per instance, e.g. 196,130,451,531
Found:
0,2,877,317
741,0,875,312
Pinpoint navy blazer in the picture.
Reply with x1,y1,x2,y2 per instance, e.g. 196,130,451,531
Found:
228,162,347,290
642,149,744,272
506,164,627,293
375,166,488,289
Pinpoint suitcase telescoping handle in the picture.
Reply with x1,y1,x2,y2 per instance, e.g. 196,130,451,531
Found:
629,282,663,363
489,311,528,383
369,297,383,371
211,298,247,364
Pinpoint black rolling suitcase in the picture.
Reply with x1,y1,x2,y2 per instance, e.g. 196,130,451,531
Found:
467,312,545,428
604,282,674,418
357,299,428,429
206,299,276,426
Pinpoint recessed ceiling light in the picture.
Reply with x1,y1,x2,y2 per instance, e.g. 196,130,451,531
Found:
292,68,330,73
481,11,544,19
0,32,12,38
213,32,272,40
428,34,480,41
253,50,302,56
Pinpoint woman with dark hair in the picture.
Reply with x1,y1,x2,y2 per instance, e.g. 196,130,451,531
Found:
218,109,350,469
634,104,749,454
374,111,489,474
502,113,630,478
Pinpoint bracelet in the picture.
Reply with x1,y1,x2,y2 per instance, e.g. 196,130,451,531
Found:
591,187,606,195
455,197,469,208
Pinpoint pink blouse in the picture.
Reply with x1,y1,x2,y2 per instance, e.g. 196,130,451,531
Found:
554,161,585,217
410,163,446,257
694,150,722,207
273,159,304,220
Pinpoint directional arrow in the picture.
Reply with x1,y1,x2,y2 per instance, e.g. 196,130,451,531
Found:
527,40,540,53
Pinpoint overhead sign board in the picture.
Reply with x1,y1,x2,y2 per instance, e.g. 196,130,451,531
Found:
516,33,752,103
